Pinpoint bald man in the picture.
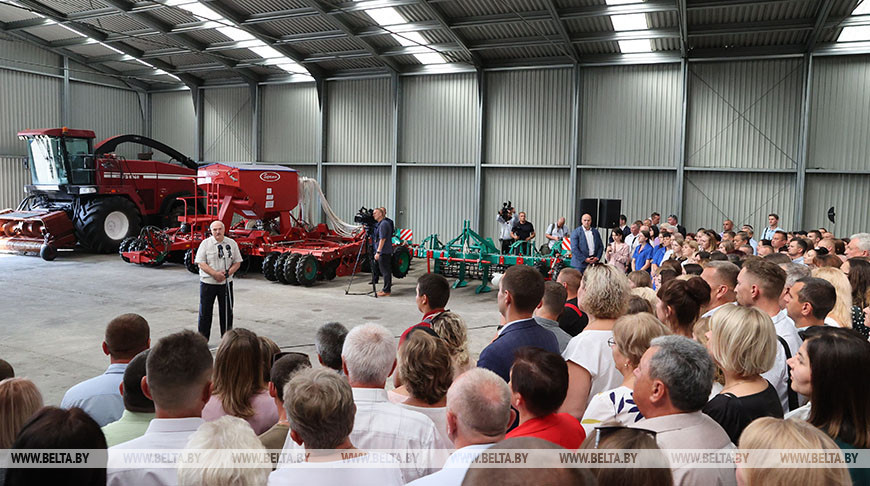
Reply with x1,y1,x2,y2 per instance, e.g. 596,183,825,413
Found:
569,214,603,273
195,220,242,341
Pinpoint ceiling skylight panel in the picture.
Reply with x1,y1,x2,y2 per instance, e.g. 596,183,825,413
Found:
413,52,445,64
180,2,222,21
249,45,282,59
611,13,648,31
365,7,406,26
854,1,870,15
218,26,256,41
837,26,870,42
618,39,652,53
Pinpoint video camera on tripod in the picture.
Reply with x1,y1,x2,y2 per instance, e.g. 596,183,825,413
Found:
499,201,513,221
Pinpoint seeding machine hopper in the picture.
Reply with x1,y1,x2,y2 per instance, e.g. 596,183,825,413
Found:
120,163,411,286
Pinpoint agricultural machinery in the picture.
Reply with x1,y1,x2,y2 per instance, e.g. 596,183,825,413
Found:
0,128,200,260
119,163,412,287
413,221,570,293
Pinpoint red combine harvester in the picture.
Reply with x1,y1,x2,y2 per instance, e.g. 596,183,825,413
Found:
0,128,199,260
120,163,411,286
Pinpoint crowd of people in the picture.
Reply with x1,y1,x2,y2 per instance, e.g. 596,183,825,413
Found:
2,211,870,486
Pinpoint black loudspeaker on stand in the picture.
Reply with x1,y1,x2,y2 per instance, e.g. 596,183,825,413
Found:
578,198,622,229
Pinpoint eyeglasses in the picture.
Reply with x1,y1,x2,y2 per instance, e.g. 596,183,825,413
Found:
271,351,309,367
593,425,657,448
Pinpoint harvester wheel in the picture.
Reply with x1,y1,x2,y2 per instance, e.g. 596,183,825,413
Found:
296,255,319,287
74,196,142,253
39,244,57,261
262,252,280,281
391,246,412,278
119,236,136,263
324,261,338,281
534,259,551,278
184,248,199,274
284,253,302,285
275,253,292,284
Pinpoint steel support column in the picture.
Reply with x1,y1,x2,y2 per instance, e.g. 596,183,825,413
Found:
195,88,204,162
569,64,580,226
250,82,261,162
474,68,485,234
316,77,327,222
144,92,152,139
390,71,400,217
61,56,70,127
795,53,813,229
675,58,689,220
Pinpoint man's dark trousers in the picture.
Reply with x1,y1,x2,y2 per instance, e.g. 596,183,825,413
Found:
371,255,393,293
199,281,233,340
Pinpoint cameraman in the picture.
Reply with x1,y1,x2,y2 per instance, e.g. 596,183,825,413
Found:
371,207,393,297
496,204,517,254
195,220,242,341
510,212,536,255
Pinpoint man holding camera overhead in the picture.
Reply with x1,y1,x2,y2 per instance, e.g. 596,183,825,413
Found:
371,207,393,297
195,220,243,341
497,202,518,254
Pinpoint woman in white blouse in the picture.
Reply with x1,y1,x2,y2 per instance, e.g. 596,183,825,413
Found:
580,312,671,435
559,264,631,419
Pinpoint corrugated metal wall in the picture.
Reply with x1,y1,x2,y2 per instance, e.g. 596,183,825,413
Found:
397,167,475,241
261,83,319,164
687,60,803,170
482,168,571,248
581,65,681,167
578,169,677,223
0,70,61,156
324,166,391,222
326,78,392,163
808,57,870,172
683,172,796,231
486,68,573,166
0,156,29,209
0,34,61,76
151,90,195,161
203,86,253,163
400,73,479,164
804,175,870,237
71,82,143,159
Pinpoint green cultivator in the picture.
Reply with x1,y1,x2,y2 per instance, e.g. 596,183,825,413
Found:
412,220,569,294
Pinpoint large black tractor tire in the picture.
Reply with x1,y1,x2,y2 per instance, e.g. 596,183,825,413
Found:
74,196,141,253
283,253,302,285
296,255,319,287
275,253,293,284
391,246,412,278
262,252,281,281
184,248,199,274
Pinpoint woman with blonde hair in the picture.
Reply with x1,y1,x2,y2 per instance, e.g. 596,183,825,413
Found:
0,377,43,448
702,305,783,444
202,328,278,434
560,264,631,419
580,313,670,435
812,267,852,328
429,311,474,376
737,417,850,486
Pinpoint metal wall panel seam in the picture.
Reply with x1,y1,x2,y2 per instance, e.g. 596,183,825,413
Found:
795,54,813,229
676,59,688,220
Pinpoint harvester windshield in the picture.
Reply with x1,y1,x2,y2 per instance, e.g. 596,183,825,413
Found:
24,135,93,186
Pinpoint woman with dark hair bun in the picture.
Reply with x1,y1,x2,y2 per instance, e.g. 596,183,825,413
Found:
656,277,710,337
845,258,870,338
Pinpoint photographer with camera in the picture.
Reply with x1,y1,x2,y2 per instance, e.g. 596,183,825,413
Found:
371,207,393,297
511,212,536,255
195,220,243,341
545,217,570,254
497,202,518,254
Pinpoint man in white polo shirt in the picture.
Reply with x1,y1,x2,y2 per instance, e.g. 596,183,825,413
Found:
195,220,242,341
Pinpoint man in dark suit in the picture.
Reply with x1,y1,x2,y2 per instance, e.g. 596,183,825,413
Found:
667,214,687,237
570,213,604,274
477,265,559,382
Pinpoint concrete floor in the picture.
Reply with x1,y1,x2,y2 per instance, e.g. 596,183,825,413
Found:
0,250,501,405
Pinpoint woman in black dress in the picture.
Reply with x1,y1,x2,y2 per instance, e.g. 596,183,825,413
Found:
701,305,783,444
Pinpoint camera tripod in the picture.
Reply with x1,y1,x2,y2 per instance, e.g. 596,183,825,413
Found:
345,229,379,297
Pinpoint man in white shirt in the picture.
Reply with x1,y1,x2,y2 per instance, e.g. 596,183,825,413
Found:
195,220,243,341
61,313,150,426
107,330,214,486
699,261,739,318
761,213,781,241
625,221,641,253
335,323,439,482
269,368,403,486
788,238,808,264
742,224,758,254
735,259,802,413
408,368,514,486
544,217,569,252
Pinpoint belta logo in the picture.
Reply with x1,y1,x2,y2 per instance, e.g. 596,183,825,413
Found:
259,172,281,182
